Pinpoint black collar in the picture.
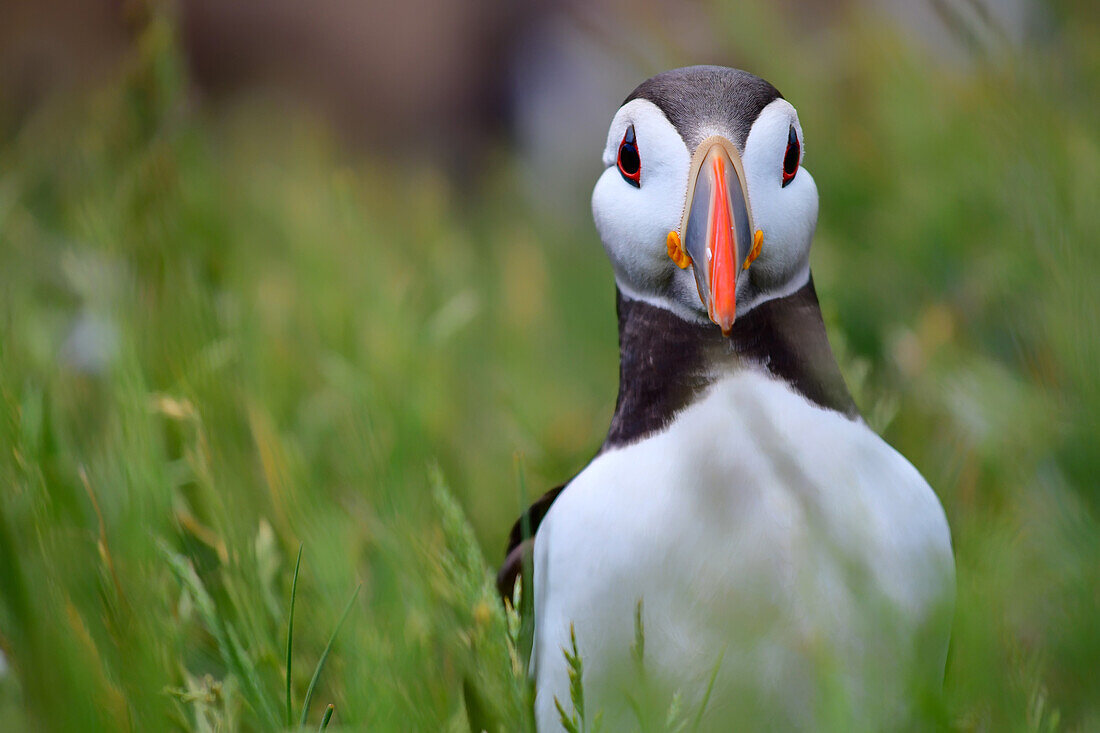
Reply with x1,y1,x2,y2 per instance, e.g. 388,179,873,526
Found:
603,278,859,450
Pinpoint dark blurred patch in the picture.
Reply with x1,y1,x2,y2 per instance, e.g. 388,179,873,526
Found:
0,0,130,130
180,0,524,171
0,0,525,172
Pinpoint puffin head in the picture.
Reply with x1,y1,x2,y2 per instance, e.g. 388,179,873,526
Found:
591,66,818,334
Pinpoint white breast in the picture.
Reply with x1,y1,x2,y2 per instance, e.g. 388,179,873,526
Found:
531,369,954,731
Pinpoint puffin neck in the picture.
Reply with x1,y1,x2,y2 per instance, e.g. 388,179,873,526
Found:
602,278,859,450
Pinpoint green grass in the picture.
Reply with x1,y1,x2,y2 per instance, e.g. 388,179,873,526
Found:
1,2,1099,730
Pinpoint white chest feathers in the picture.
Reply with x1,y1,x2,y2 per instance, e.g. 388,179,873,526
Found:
531,370,954,731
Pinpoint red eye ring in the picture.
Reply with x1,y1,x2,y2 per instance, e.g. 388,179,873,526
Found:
782,125,800,187
617,125,641,187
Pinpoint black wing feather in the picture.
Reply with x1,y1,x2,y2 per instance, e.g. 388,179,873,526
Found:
496,484,566,602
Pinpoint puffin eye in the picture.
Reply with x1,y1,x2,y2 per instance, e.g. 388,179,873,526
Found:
782,125,800,187
617,125,641,187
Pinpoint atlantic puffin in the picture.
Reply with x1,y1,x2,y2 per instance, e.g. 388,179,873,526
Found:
498,66,955,731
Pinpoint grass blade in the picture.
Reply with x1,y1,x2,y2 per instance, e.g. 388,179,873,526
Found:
300,583,361,727
286,544,303,728
554,623,587,733
689,644,726,733
631,599,645,674
318,703,334,731
159,540,281,729
513,455,536,676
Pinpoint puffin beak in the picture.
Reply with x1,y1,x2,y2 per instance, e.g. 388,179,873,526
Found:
670,136,759,336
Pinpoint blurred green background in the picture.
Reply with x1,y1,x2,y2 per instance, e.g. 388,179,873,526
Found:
1,0,1098,730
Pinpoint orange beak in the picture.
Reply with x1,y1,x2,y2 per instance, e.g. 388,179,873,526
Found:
706,153,739,334
675,136,757,337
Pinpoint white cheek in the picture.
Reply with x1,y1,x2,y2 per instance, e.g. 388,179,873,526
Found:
592,166,685,289
591,99,691,292
748,168,818,281
742,101,819,283
780,169,819,262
